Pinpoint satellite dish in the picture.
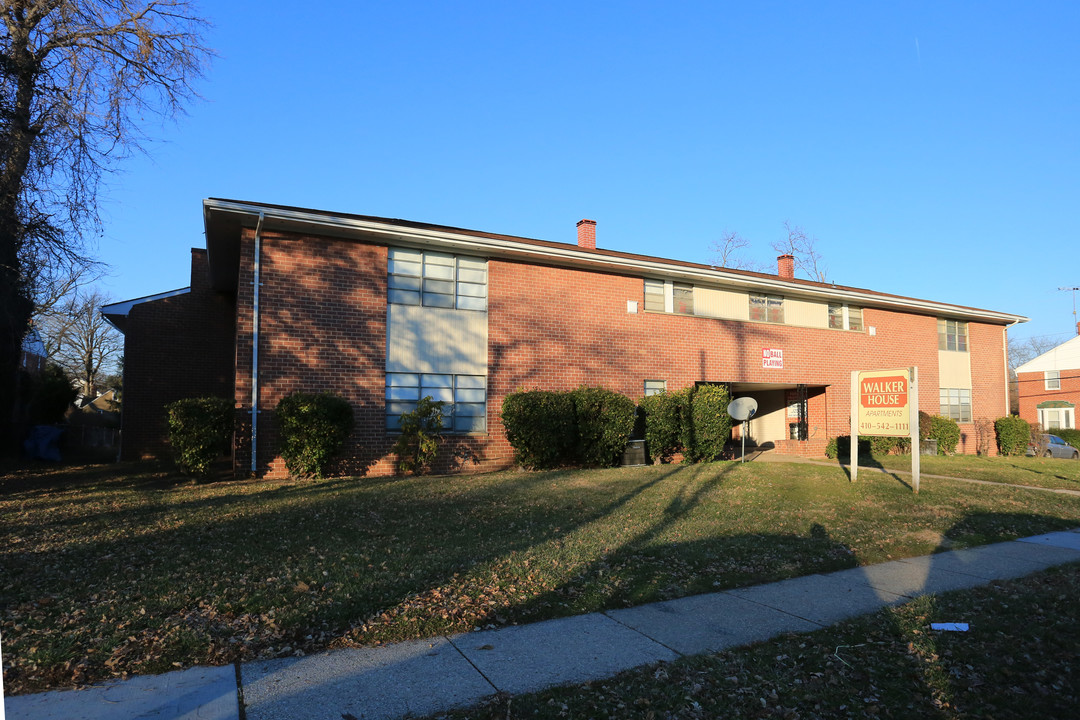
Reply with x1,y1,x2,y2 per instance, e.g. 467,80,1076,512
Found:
727,397,758,421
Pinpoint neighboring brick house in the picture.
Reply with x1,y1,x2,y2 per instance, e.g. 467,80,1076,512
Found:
1015,325,1080,431
104,198,1026,477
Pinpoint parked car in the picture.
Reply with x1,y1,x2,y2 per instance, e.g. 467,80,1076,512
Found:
1028,434,1080,459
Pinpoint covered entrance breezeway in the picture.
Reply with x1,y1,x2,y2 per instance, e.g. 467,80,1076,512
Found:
725,381,830,457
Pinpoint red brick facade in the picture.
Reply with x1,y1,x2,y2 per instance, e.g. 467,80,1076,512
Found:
119,250,235,459
1017,370,1080,429
115,202,1021,476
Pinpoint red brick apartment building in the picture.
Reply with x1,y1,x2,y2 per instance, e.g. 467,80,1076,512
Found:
1015,325,1080,432
103,199,1026,477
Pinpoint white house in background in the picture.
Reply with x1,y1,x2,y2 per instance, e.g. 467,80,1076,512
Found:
1016,324,1080,430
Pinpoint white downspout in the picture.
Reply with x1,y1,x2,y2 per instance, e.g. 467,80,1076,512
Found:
1003,319,1022,416
251,213,265,474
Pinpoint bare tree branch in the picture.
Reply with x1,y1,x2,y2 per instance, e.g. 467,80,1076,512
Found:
709,230,767,272
771,221,829,283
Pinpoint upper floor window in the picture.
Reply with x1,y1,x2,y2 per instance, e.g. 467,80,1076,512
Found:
938,319,968,352
1046,370,1061,391
388,248,487,311
828,304,863,331
644,279,665,312
673,283,694,315
750,294,784,323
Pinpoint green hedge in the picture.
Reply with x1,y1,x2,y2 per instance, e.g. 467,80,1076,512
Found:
391,396,445,475
275,392,355,478
166,396,233,477
571,386,636,467
869,435,911,455
825,435,872,459
994,415,1031,456
639,388,689,464
926,414,960,455
686,384,732,462
500,390,577,469
1052,428,1080,449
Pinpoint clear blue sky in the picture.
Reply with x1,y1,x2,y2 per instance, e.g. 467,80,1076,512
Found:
96,1,1079,345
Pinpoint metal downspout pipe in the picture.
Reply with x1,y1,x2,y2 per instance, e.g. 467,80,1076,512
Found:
251,213,265,474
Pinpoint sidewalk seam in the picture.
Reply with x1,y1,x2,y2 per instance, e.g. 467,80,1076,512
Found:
443,634,503,696
600,610,687,658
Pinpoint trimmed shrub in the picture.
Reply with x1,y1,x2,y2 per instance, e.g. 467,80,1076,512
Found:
639,389,687,464
994,415,1031,456
391,396,445,475
571,385,636,467
500,390,576,469
824,435,872,459
275,392,355,478
926,414,961,455
869,435,911,456
686,384,732,462
166,396,233,477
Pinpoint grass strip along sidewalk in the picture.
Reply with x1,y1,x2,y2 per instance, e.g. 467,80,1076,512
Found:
3,457,1080,695
444,562,1080,720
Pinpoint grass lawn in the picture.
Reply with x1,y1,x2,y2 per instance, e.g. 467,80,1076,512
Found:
446,563,1080,719
850,453,1080,492
3,457,1080,695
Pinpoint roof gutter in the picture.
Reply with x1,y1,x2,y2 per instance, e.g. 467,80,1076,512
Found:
204,199,1028,326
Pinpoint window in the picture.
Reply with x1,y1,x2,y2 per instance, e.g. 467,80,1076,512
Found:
673,283,694,315
828,304,863,331
938,319,968,352
644,279,665,312
388,248,487,311
1046,371,1061,391
385,373,487,433
939,388,972,423
644,380,666,396
750,294,784,323
1039,407,1073,430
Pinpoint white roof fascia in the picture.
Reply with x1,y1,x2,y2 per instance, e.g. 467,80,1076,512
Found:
204,199,1028,325
101,288,190,316
1015,335,1080,373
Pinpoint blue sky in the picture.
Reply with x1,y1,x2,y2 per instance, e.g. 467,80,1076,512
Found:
96,1,1079,345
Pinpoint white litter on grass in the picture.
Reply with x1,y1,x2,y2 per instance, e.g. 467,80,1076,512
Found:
930,623,969,632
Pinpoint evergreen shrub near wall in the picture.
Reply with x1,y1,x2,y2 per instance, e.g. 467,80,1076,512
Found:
639,388,689,464
926,414,961,455
500,390,576,469
570,386,636,467
824,435,872,460
166,396,234,477
869,435,912,455
686,384,732,462
275,392,355,478
995,415,1032,456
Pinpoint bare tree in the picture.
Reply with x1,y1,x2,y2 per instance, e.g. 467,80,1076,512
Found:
1007,333,1062,413
38,287,121,397
0,1,210,443
771,221,829,283
709,230,767,272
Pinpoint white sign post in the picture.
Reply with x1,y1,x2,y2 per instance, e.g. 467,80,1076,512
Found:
851,367,921,493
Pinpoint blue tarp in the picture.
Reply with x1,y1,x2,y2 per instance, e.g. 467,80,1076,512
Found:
23,425,63,461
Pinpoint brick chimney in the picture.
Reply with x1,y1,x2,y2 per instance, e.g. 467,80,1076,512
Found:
777,254,795,279
577,219,596,249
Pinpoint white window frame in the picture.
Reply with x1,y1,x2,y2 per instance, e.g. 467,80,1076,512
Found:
385,372,487,434
1045,370,1061,391
1038,407,1074,430
828,303,863,331
388,248,487,311
644,379,666,397
938,318,968,352
644,279,665,313
750,294,784,324
939,387,972,423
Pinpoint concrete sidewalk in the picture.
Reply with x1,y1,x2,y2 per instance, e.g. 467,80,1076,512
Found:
7,529,1080,720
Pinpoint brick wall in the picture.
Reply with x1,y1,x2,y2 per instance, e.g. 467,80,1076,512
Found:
121,249,236,459
235,232,1011,476
1017,369,1080,427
